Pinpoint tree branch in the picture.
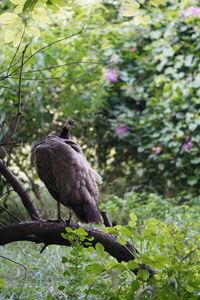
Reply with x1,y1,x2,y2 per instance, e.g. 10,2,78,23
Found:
5,44,29,143
13,61,103,75
0,220,156,277
6,24,27,76
0,205,21,222
0,28,85,82
0,159,41,221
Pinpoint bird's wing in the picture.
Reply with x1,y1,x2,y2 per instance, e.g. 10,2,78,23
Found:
34,139,60,201
34,136,102,223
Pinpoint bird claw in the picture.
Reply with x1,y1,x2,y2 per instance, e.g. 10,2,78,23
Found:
65,211,73,226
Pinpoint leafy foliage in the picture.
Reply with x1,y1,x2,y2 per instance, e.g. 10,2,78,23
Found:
0,0,200,299
58,197,200,299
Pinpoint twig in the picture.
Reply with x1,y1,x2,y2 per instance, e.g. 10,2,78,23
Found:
40,244,49,253
182,249,197,261
0,57,22,77
14,61,103,74
0,85,30,94
0,28,85,82
5,44,29,143
0,204,21,222
0,141,22,146
9,72,67,81
0,255,27,274
6,24,27,76
0,159,42,221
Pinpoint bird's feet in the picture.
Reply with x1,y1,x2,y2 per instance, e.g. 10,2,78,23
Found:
65,211,73,227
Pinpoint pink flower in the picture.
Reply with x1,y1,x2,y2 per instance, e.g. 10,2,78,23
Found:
105,70,118,83
181,6,200,17
182,142,194,152
187,6,200,16
116,126,129,134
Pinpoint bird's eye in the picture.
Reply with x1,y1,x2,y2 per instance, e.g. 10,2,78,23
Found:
68,120,73,125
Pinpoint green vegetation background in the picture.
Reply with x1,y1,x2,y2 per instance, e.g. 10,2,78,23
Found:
0,0,199,299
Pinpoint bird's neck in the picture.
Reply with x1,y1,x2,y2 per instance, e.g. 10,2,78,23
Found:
59,127,71,139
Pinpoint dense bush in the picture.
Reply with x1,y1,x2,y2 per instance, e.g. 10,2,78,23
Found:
0,1,200,299
1,1,200,199
1,192,199,299
82,1,200,200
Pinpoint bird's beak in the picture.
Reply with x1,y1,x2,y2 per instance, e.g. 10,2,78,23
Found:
73,122,78,128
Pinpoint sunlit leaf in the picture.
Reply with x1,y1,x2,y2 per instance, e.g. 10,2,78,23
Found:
117,236,127,245
53,0,66,7
14,4,24,13
95,242,105,252
4,30,16,43
27,27,41,37
121,1,140,17
128,212,137,226
150,0,167,6
10,0,26,4
85,263,105,274
137,269,150,280
32,10,51,23
0,13,20,24
127,260,139,269
133,15,151,25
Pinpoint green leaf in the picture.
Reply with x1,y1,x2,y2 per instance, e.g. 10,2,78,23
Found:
0,13,20,24
150,0,166,6
23,0,38,12
191,158,200,164
133,15,151,25
65,227,73,233
117,236,127,245
32,10,51,23
189,123,197,132
103,227,119,236
10,0,26,4
137,269,150,281
128,212,137,227
154,255,170,268
127,260,139,269
119,226,133,238
61,256,68,263
95,242,105,252
110,262,127,272
85,263,105,274
121,1,140,17
53,0,66,7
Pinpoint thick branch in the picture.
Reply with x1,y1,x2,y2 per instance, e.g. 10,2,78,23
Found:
0,159,41,221
0,221,156,276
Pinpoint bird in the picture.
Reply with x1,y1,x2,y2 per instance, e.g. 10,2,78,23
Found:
34,117,102,224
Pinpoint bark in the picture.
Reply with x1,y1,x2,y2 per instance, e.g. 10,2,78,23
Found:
0,159,41,220
0,220,156,276
0,159,156,277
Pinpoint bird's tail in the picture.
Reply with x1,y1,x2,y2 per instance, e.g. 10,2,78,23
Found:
71,202,101,224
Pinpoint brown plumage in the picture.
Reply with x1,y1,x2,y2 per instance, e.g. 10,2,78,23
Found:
34,118,102,224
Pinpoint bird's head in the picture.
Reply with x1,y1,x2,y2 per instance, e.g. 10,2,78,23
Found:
64,117,78,129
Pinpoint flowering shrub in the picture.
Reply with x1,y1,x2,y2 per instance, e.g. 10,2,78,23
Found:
181,6,200,17
81,1,200,199
104,69,118,83
116,125,129,134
